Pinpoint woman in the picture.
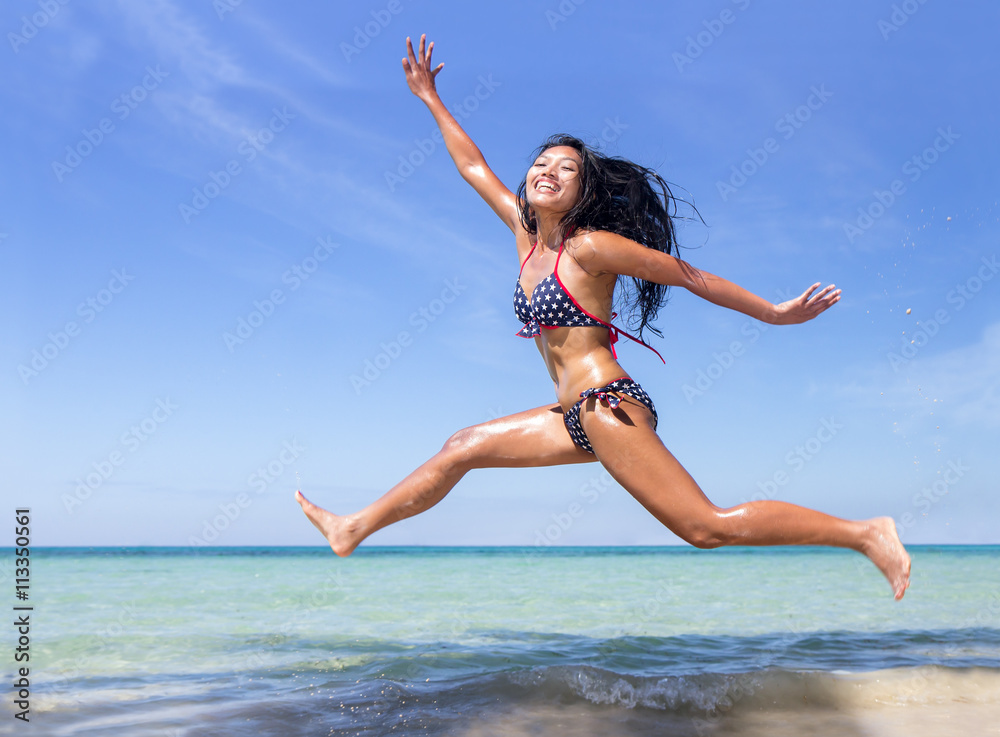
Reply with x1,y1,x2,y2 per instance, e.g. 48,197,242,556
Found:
296,35,911,600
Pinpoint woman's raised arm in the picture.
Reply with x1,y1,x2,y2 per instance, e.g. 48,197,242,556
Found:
577,230,841,325
402,35,522,235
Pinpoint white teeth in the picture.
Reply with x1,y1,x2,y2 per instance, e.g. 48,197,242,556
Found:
537,181,558,192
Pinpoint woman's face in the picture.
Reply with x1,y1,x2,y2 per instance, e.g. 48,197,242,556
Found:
525,145,583,215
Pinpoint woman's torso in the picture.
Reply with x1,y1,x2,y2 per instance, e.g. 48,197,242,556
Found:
513,230,630,411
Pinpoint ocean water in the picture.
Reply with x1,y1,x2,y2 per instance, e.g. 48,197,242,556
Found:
10,546,1000,736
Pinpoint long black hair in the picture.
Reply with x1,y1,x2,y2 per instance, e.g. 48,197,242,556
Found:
515,134,699,342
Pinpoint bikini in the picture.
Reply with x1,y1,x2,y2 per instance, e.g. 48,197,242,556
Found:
514,236,660,453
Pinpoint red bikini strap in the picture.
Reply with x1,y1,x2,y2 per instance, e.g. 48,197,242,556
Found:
517,244,537,277
609,324,666,364
554,236,565,268
523,233,568,276
550,235,665,364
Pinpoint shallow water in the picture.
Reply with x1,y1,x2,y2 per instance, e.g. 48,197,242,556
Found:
12,546,1000,735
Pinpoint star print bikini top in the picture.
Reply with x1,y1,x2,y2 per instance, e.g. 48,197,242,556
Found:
514,237,665,363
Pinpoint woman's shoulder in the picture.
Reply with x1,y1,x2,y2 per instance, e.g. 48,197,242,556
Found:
565,229,625,277
566,228,638,256
568,227,630,246
567,228,667,280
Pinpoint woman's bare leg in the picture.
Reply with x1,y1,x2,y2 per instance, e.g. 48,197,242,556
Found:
579,397,912,599
296,404,595,556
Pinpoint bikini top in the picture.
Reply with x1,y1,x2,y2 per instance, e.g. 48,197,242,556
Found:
513,237,665,363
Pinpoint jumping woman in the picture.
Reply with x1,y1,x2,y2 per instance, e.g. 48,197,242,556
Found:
296,35,911,600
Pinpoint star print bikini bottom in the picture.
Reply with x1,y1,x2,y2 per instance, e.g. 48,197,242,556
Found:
563,377,658,454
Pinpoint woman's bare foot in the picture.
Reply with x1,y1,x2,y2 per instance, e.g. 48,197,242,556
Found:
861,516,912,600
295,490,361,557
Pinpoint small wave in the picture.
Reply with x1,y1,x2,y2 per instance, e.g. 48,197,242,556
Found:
495,664,1000,714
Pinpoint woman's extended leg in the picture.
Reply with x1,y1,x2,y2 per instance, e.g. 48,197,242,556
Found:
296,404,595,556
579,397,912,599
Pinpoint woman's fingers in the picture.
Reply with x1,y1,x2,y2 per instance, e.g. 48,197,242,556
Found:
426,40,444,76
806,286,836,309
406,34,437,72
778,283,841,323
808,288,841,316
403,35,443,97
800,282,820,302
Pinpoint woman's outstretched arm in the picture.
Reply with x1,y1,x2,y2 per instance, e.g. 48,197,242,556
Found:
575,230,841,324
402,35,523,234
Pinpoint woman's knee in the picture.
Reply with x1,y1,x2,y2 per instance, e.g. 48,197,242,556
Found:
439,425,485,472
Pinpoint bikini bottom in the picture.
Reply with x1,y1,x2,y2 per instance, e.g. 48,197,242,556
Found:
562,376,658,454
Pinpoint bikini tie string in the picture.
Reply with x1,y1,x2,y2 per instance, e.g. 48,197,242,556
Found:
579,386,623,409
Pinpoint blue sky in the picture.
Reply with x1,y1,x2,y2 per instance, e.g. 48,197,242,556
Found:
2,0,997,548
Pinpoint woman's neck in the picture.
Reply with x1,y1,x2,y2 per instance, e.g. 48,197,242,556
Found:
534,214,567,251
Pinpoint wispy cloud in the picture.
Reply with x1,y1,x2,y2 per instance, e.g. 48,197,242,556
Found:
234,11,354,90
110,0,369,146
115,0,247,88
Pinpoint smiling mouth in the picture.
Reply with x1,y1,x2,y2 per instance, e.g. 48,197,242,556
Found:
535,180,560,193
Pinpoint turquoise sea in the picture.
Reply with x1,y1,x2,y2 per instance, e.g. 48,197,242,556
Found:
8,546,1000,736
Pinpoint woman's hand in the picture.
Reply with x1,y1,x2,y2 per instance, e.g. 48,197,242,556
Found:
402,34,443,102
772,283,841,325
